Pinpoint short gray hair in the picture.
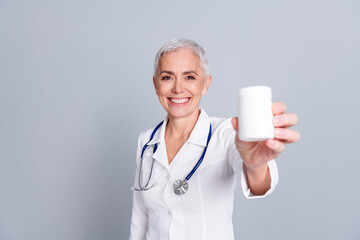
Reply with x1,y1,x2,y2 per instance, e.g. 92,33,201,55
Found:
154,39,209,78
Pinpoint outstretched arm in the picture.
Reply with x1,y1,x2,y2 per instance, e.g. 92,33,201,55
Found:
231,102,301,195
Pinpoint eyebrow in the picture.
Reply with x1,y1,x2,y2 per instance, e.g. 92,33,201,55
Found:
159,70,174,75
159,70,198,76
183,71,198,76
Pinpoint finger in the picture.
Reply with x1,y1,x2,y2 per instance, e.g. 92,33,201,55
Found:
266,139,286,156
272,102,286,115
231,117,238,132
273,113,299,127
274,128,301,143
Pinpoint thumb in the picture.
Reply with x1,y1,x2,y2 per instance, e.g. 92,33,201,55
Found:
231,117,238,132
232,117,254,153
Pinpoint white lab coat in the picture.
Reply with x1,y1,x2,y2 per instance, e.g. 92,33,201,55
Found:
130,108,278,240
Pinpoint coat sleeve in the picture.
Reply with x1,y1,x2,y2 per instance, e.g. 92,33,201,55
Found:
129,132,148,240
222,119,279,199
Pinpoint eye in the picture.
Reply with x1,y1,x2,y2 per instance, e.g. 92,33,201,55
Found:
161,75,171,80
186,75,196,80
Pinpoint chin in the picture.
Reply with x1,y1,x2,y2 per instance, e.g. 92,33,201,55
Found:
166,107,199,120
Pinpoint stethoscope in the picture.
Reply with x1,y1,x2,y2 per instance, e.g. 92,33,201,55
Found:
132,121,212,196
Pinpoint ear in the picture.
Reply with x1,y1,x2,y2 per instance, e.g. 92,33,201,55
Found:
202,74,212,95
153,76,159,95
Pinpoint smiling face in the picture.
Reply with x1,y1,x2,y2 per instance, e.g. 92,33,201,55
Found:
153,48,212,121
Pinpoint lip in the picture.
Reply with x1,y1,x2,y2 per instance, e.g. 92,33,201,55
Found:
167,97,191,105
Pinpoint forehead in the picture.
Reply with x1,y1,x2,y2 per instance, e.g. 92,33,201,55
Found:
158,48,201,71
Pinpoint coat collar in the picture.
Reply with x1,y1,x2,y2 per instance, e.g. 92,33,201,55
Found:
187,108,211,147
147,108,211,147
146,108,211,171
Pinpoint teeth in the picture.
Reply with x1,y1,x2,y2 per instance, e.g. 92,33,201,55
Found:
170,98,190,103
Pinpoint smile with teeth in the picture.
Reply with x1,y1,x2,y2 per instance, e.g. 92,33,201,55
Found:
169,97,190,104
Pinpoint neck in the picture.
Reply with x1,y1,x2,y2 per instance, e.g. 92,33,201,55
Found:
166,109,201,140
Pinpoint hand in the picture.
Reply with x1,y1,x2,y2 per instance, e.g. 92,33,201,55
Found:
231,102,301,171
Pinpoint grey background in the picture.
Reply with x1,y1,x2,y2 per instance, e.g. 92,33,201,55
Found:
1,0,359,239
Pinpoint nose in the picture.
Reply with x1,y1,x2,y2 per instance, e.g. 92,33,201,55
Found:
172,78,184,93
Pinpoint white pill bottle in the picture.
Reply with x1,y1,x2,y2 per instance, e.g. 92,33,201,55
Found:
237,86,274,141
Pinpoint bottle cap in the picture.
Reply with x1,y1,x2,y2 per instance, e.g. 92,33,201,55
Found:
238,86,272,99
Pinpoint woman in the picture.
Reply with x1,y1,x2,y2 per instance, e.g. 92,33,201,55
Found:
130,39,300,240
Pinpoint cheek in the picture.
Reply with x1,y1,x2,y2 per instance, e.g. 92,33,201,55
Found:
155,83,168,95
193,83,206,95
157,87,173,98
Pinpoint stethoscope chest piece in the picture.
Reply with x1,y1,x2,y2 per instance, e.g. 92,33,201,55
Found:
173,179,188,195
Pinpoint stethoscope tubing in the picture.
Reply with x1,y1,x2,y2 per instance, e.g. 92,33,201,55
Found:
184,124,211,181
133,121,211,192
135,121,164,191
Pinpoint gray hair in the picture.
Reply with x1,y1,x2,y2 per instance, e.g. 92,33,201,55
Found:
154,39,209,78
